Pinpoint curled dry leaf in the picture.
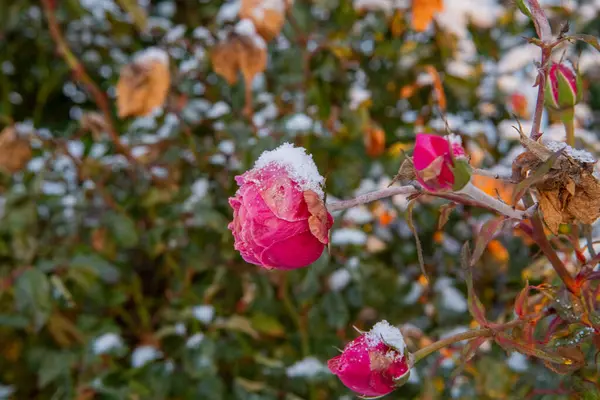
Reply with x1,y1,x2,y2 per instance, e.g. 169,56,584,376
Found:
116,48,170,118
304,190,331,244
211,26,267,115
211,40,241,85
512,141,600,234
239,0,288,41
0,126,32,173
411,0,443,32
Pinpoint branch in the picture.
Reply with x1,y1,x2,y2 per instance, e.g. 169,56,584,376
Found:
412,315,540,364
327,186,418,212
41,0,136,164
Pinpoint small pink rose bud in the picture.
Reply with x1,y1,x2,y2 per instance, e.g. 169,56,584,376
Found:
545,61,582,110
228,143,333,270
413,133,468,192
328,320,410,397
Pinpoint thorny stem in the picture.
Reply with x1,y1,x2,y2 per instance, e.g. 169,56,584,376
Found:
526,0,553,43
524,195,580,295
472,168,513,182
412,316,537,364
456,182,530,220
327,186,418,212
41,0,136,164
531,47,552,141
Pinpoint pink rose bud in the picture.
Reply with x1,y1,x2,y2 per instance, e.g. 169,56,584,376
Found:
328,320,410,397
545,61,582,110
413,133,468,192
228,143,333,270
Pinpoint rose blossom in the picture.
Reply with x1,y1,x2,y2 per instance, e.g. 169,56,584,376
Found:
228,143,333,270
412,133,467,192
328,320,410,397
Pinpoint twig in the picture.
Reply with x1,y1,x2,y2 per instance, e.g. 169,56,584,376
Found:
41,0,136,164
472,168,513,182
412,314,542,363
327,186,418,212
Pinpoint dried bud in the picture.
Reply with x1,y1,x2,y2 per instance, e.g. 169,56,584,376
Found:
116,48,170,118
228,143,333,270
544,61,582,111
413,133,469,192
328,320,410,397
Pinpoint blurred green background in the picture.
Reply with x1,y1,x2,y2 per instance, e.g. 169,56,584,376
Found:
2,0,600,399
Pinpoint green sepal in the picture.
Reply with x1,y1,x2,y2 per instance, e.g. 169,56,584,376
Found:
450,159,472,191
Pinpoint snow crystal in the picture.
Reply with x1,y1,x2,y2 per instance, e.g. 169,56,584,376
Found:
497,44,539,74
134,47,169,66
218,140,235,155
285,113,313,132
435,278,468,313
366,320,406,355
506,352,528,372
353,0,395,15
131,345,162,368
0,384,14,399
165,24,186,42
331,228,368,246
437,0,500,38
207,101,231,119
328,268,352,291
234,19,266,49
192,305,215,323
216,1,240,23
186,333,205,348
92,333,123,354
545,140,596,164
174,323,186,335
343,206,373,224
349,86,371,110
286,357,330,378
253,142,325,197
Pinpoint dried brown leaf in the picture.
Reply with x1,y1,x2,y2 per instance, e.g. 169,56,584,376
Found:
0,127,32,173
116,58,170,118
239,0,286,41
364,123,386,158
211,40,241,85
411,0,443,32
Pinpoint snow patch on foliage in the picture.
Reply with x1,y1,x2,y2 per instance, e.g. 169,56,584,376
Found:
286,357,330,378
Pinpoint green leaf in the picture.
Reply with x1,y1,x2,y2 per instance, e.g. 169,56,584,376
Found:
14,268,52,331
514,0,532,19
0,314,29,328
250,312,285,337
70,254,121,283
104,211,139,249
567,34,600,52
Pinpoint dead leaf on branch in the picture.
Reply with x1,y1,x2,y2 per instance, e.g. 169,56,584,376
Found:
116,48,170,118
512,141,600,234
211,29,268,117
239,0,289,41
0,126,32,174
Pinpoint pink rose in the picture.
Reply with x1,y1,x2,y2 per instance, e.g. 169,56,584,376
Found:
328,320,410,397
545,61,582,110
228,143,333,270
413,133,467,192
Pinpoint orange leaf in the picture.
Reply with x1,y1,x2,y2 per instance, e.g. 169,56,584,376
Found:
411,0,443,32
